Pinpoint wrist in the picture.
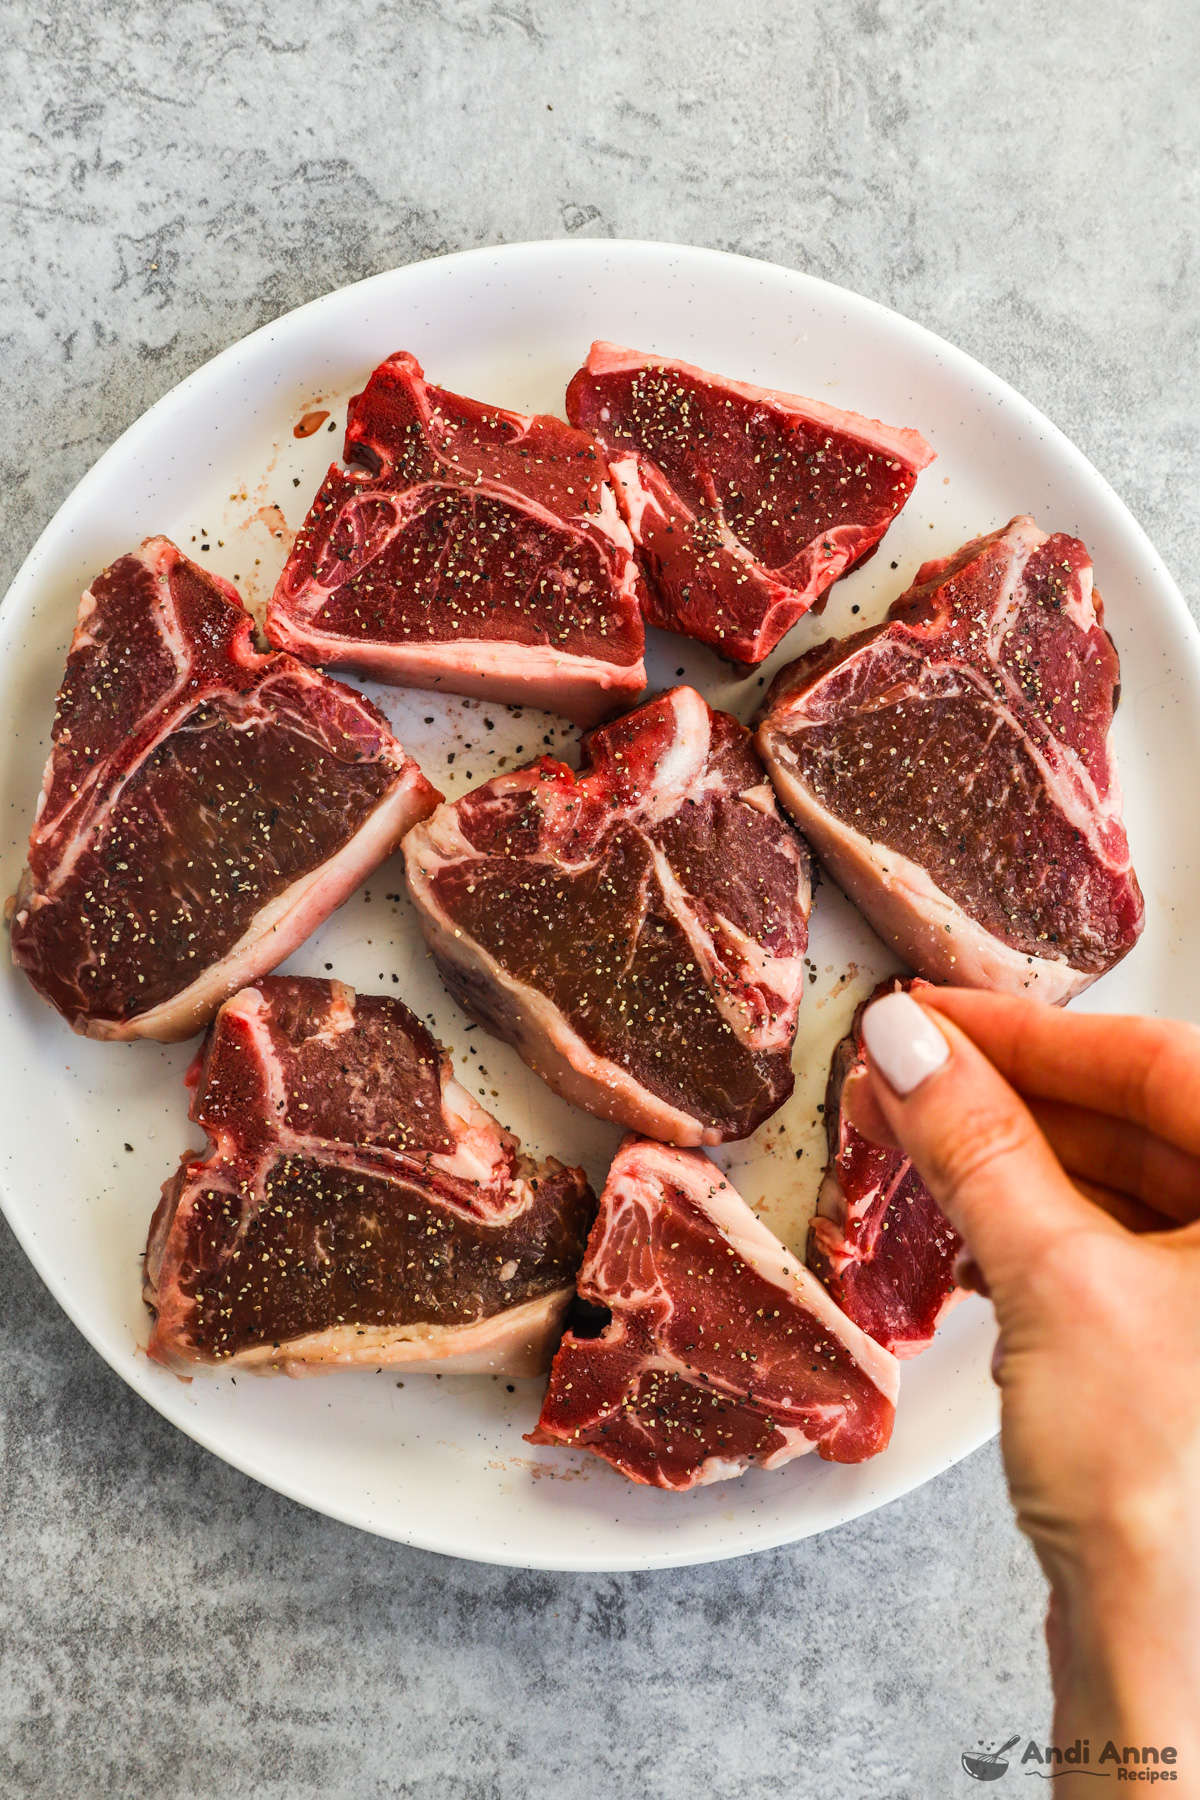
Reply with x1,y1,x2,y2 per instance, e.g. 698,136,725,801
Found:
1047,1498,1200,1750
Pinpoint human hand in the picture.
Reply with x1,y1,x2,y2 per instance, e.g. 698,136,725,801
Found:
845,984,1200,1766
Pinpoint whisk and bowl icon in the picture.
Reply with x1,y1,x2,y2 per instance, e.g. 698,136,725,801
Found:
962,1735,1021,1780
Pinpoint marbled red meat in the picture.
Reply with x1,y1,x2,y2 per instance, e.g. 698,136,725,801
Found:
528,1136,899,1487
566,341,934,665
8,539,440,1042
145,977,595,1375
267,351,647,727
756,517,1144,1001
809,982,962,1358
403,686,811,1146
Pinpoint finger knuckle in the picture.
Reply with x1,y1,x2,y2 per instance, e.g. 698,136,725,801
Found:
925,1104,1037,1203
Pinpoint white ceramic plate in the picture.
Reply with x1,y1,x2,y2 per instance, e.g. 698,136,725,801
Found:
3,242,1198,1571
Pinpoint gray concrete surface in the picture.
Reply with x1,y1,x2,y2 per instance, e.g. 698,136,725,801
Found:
1,2,1196,1795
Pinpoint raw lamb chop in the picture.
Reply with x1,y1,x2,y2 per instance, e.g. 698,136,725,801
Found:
809,982,962,1358
403,686,811,1146
145,976,595,1375
527,1137,899,1487
566,341,934,665
267,351,647,727
755,517,1144,1002
8,538,440,1042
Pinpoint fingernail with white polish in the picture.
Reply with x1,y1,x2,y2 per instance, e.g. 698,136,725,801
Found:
861,990,950,1096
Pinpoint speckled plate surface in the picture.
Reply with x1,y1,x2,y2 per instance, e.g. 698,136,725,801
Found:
2,242,1197,1570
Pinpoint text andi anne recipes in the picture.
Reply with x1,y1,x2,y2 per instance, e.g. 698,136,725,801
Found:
1018,1739,1178,1776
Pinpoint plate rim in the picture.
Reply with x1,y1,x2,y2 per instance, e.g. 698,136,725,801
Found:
1,237,1195,1570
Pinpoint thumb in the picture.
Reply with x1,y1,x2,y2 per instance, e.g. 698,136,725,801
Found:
859,988,1117,1304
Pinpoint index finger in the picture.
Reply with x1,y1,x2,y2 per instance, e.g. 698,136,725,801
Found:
860,991,1118,1302
915,985,1200,1160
